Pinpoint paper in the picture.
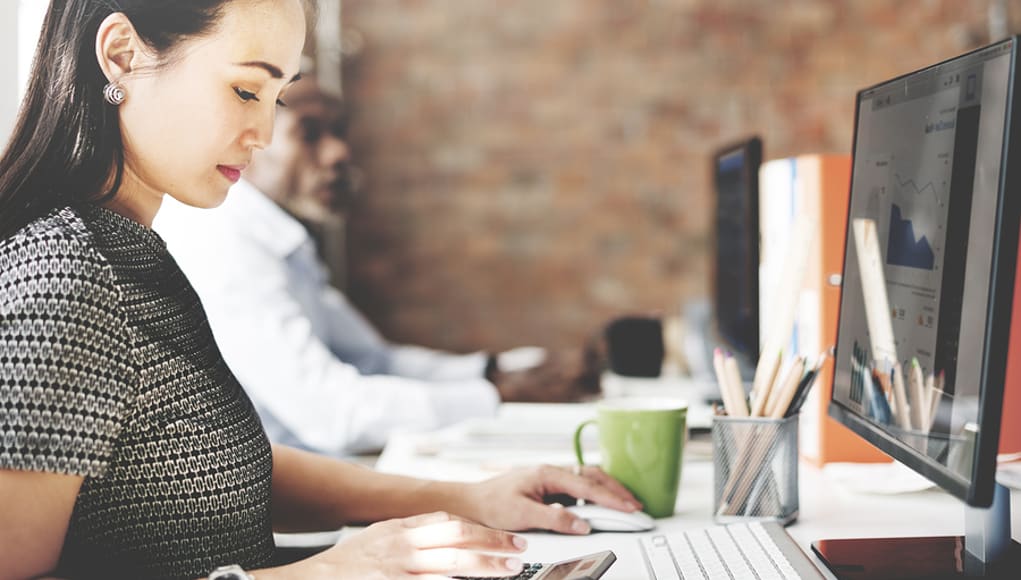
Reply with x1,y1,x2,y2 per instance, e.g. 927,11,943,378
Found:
823,462,936,495
997,460,1021,490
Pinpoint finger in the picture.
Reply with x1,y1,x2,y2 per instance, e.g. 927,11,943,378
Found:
543,466,639,512
582,467,643,509
400,511,470,529
521,502,591,535
405,547,524,577
404,520,527,553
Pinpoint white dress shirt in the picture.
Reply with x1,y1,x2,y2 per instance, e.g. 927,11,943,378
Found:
153,180,500,455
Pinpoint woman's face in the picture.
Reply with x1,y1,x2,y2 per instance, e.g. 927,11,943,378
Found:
116,0,306,213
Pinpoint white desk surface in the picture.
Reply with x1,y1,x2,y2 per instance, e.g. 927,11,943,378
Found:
287,403,1021,579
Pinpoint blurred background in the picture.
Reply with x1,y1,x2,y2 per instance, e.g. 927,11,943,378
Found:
2,0,1018,354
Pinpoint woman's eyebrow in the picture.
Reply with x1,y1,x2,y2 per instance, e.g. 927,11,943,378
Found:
235,61,302,83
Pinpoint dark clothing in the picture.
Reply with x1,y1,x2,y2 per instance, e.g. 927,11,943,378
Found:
0,205,274,579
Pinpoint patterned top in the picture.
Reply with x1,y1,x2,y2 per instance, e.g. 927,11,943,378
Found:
0,205,275,579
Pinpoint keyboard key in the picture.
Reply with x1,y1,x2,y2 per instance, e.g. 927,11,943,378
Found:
666,532,710,579
638,521,822,580
641,535,683,579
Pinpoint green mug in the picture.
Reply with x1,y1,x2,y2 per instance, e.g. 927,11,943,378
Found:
573,398,687,518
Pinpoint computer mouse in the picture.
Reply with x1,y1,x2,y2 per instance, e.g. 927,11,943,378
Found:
566,504,656,533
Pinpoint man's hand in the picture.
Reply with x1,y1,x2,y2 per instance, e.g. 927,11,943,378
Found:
491,346,604,403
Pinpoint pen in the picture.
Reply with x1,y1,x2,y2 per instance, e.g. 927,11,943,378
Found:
785,368,820,417
785,372,815,416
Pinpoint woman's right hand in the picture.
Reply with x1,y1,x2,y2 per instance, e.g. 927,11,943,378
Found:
282,512,528,579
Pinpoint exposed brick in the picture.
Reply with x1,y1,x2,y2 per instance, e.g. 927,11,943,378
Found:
340,0,995,352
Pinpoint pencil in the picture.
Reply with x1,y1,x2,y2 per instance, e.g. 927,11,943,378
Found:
723,354,750,417
891,361,912,431
713,348,734,415
924,371,936,432
720,421,780,516
768,358,805,419
928,371,944,433
750,350,782,417
716,423,767,515
909,358,926,430
765,357,804,418
719,356,807,516
928,387,944,432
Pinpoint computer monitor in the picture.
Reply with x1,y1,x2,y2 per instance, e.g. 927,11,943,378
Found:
816,37,1021,578
712,137,762,380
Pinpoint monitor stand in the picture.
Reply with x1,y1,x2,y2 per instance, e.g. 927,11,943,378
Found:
811,483,1021,579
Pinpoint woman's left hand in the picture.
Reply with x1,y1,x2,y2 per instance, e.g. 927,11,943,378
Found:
461,465,642,534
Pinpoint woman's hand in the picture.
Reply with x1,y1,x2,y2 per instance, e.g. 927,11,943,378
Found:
284,512,527,579
462,465,642,534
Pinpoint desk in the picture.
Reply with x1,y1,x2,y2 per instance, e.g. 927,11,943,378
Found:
370,403,1021,580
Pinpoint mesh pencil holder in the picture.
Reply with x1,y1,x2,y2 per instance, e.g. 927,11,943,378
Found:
712,414,799,525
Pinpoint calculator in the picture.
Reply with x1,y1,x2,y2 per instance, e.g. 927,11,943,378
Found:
456,550,616,580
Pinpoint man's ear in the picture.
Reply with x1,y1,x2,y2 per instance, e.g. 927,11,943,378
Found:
94,12,150,82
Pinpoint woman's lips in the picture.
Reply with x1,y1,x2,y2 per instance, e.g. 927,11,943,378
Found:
217,165,243,183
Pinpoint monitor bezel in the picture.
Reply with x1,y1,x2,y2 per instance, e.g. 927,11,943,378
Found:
828,36,1021,508
711,135,763,370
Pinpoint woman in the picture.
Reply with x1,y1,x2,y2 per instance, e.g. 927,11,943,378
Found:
0,1,640,578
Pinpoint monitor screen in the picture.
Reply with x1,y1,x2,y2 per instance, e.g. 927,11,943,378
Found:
713,137,762,376
830,38,1020,507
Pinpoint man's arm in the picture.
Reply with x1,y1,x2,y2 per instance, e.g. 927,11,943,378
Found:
167,230,499,455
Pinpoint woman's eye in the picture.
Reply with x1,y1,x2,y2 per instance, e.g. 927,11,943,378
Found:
234,87,260,102
235,87,287,107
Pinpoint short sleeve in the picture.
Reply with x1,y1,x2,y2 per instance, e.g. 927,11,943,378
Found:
0,231,136,477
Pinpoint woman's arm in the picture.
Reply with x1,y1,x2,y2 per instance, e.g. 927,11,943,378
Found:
0,469,82,580
270,444,641,534
270,444,471,532
255,512,529,579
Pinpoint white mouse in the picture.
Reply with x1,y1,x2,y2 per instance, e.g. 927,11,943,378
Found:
565,504,656,532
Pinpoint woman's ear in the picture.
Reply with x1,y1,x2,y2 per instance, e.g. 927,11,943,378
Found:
94,12,149,83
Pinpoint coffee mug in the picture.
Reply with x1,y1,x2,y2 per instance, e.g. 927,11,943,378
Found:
573,398,687,518
604,316,665,377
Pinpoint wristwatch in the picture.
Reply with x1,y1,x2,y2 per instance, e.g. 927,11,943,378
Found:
484,352,500,383
208,564,254,580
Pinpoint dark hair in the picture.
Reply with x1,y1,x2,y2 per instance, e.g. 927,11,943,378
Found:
0,0,316,239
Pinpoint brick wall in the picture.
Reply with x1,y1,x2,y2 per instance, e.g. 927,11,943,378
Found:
340,0,1009,352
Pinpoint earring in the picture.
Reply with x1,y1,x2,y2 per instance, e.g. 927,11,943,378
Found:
103,82,126,106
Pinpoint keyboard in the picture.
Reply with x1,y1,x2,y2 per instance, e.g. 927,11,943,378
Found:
638,521,825,579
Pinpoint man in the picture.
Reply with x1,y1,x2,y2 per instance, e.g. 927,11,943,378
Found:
154,78,598,455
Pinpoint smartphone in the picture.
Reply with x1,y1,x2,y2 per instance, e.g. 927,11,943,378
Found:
457,550,617,580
